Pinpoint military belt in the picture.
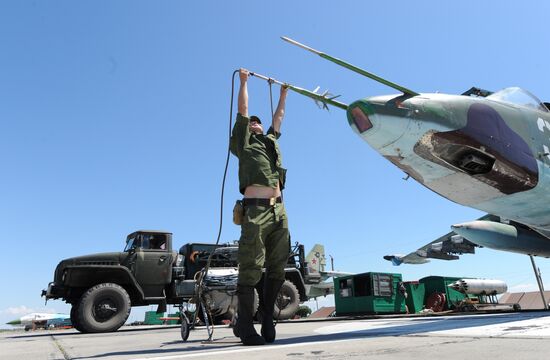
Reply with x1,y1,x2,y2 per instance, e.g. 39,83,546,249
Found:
242,197,282,207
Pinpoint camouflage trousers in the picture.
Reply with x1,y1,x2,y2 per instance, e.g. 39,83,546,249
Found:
237,203,290,287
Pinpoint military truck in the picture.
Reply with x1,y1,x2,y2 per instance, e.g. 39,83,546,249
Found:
42,230,332,333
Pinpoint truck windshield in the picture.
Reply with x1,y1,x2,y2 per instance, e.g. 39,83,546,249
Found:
124,234,166,251
487,87,548,112
124,236,137,252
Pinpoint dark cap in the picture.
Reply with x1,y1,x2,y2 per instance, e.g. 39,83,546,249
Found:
250,115,262,124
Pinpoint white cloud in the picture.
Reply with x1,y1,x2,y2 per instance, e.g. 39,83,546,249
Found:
1,306,58,316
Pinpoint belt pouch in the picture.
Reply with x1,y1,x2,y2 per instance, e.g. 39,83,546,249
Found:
233,200,244,225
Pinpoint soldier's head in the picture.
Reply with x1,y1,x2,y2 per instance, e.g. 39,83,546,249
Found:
249,115,263,135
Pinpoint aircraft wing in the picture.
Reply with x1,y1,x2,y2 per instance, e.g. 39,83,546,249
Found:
305,281,335,298
306,272,355,298
383,231,470,265
320,271,354,279
384,214,497,266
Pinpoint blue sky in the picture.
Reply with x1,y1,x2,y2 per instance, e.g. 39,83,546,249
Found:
2,1,550,327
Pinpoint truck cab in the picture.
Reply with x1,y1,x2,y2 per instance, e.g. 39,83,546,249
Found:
123,231,176,298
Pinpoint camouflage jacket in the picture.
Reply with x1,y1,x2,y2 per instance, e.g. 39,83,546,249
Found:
230,113,287,195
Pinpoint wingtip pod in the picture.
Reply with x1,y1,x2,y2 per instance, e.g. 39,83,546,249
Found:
385,253,432,265
281,36,419,97
383,255,403,266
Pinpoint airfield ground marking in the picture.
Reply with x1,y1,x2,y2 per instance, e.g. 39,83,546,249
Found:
127,337,374,360
128,315,550,360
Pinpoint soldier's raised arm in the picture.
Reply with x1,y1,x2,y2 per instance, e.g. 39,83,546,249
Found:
238,68,249,117
272,85,288,134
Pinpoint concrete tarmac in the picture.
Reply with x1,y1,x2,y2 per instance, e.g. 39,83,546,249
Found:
3,311,550,360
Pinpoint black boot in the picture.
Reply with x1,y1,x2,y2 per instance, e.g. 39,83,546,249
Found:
261,279,284,343
236,285,265,346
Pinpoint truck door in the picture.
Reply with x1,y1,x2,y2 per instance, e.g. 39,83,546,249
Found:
132,234,173,298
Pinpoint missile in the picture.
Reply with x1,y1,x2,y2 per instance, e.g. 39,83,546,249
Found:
448,278,508,295
451,220,550,258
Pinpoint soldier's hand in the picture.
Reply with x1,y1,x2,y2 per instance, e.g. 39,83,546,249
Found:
239,68,249,82
280,84,289,97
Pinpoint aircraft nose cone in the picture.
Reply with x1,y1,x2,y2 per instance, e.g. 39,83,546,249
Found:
347,96,412,150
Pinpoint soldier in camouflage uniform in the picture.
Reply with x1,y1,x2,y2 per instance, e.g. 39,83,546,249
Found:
229,68,290,346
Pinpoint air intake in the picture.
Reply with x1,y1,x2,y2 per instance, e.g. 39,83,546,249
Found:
458,153,493,174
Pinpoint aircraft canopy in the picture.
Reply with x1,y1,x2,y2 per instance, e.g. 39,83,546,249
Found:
487,87,548,112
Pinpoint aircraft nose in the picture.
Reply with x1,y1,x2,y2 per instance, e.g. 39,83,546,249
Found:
349,104,374,133
347,96,412,150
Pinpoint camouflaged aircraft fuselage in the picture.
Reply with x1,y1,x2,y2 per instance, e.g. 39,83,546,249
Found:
348,88,550,232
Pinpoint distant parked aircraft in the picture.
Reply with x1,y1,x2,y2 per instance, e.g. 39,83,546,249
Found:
7,312,71,331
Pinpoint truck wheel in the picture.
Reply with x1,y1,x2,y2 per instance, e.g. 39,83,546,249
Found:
77,283,131,333
70,303,88,333
274,280,300,320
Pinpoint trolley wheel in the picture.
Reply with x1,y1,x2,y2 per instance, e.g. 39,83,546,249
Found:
460,303,476,312
180,313,190,342
426,292,446,312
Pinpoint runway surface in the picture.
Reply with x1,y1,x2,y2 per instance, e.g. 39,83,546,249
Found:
4,311,550,359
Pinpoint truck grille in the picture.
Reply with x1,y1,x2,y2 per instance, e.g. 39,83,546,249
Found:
77,261,119,266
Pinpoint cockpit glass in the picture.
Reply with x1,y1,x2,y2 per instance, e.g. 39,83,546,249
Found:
487,87,548,112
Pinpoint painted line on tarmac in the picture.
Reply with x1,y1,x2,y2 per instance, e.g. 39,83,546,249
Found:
128,338,365,360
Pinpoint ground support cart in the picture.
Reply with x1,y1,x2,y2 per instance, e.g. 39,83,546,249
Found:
175,268,239,341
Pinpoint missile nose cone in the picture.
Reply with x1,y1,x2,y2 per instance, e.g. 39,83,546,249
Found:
448,281,461,291
451,221,487,230
451,220,493,234
451,221,489,245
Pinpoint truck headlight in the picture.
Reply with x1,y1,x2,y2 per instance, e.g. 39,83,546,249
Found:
175,254,184,267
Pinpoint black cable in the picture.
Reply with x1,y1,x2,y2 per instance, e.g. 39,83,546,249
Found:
191,70,239,342
212,69,239,248
204,69,238,271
